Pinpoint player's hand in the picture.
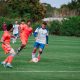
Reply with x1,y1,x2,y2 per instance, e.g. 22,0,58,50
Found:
46,44,48,46
0,40,3,43
35,37,37,40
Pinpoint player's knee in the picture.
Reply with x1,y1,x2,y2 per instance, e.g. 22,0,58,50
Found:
33,48,37,53
39,50,42,54
10,48,16,56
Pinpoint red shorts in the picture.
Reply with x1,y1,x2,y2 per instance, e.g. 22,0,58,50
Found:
2,43,11,54
20,34,28,45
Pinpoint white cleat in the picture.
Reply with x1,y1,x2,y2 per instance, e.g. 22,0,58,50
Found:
1,62,6,68
6,63,13,68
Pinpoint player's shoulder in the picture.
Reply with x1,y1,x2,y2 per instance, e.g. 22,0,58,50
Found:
3,31,9,36
4,31,8,34
36,26,41,30
30,27,33,30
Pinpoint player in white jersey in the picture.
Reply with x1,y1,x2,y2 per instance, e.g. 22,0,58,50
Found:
31,22,48,62
12,21,19,43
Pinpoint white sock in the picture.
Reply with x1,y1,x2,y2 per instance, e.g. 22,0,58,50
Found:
12,38,15,43
3,61,6,64
32,53,36,59
7,63,10,65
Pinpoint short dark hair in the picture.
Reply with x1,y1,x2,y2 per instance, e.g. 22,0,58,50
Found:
27,20,31,23
7,24,13,31
42,22,47,25
21,19,25,22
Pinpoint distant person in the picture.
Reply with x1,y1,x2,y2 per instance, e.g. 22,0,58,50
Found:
12,21,19,43
2,22,7,31
17,20,33,54
30,22,49,62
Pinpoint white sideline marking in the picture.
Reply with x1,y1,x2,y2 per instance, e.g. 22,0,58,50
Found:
0,71,80,73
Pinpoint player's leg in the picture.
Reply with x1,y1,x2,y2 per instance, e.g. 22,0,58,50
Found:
32,48,37,59
15,33,18,41
6,48,16,68
1,44,11,67
1,44,16,68
31,42,39,59
12,34,16,43
16,39,27,54
37,43,45,61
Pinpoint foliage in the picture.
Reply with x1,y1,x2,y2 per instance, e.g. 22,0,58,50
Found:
49,20,61,35
60,16,80,36
49,16,80,37
0,0,46,21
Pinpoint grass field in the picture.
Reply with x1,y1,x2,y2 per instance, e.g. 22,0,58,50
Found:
0,32,80,80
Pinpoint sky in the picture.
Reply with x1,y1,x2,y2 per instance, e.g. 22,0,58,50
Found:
40,0,71,8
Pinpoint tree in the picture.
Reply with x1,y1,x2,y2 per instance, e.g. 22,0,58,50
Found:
0,0,46,21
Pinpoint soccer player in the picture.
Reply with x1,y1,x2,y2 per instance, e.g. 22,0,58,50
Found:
17,20,33,54
31,22,48,62
12,20,19,43
0,24,16,68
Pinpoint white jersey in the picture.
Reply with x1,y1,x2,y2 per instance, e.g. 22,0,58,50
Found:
13,24,19,34
35,27,48,44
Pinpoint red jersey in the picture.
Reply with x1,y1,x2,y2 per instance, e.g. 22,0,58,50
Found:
2,31,11,44
19,23,33,45
1,31,11,54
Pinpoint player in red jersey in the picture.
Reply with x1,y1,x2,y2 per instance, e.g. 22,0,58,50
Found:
17,20,33,54
0,24,16,68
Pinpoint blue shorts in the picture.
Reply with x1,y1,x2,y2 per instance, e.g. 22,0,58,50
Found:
34,42,45,50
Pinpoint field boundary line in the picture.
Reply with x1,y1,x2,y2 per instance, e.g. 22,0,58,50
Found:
0,71,80,73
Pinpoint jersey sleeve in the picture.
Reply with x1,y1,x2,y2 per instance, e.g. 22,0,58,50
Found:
13,25,15,28
34,27,39,37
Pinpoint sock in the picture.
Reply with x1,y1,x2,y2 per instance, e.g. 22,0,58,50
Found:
7,55,14,64
32,53,36,59
7,63,11,65
37,54,41,61
18,45,24,52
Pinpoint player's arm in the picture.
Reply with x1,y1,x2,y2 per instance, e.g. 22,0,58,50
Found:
46,29,49,45
46,35,48,45
29,28,33,37
18,25,22,37
34,32,38,37
33,27,39,37
0,33,7,44
0,38,5,44
18,25,21,33
33,28,39,40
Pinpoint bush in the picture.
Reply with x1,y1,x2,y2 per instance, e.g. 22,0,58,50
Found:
60,16,80,36
49,20,61,35
0,17,14,30
49,16,80,37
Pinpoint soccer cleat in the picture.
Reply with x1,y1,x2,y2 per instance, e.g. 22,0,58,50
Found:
16,47,21,54
1,62,6,68
29,59,33,63
6,63,13,68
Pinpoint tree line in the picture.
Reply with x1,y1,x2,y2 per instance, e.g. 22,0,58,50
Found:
43,0,80,17
0,0,46,21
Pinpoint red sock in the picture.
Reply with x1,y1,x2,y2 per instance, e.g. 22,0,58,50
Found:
8,55,14,63
38,56,41,61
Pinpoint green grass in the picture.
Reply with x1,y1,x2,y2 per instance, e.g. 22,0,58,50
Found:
0,32,80,80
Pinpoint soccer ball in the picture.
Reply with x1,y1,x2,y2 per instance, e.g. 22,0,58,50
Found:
32,58,38,63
